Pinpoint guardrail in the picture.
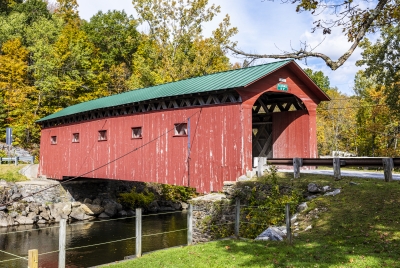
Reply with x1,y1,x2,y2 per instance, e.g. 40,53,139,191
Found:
0,156,34,165
255,157,397,181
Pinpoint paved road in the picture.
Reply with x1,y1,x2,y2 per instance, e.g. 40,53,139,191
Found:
279,169,400,180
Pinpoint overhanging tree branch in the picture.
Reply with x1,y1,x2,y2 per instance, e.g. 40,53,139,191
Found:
228,0,389,70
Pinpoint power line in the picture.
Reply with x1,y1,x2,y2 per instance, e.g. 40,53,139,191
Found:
318,104,388,110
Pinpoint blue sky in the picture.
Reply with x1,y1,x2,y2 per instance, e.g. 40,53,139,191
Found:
76,0,371,95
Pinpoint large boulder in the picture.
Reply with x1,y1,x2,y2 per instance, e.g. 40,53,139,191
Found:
70,206,95,221
29,203,40,214
83,198,92,204
307,183,321,193
11,193,22,201
255,227,287,241
48,202,72,222
98,212,110,219
0,211,14,227
15,215,34,225
92,198,102,205
147,201,160,212
324,189,341,196
104,203,118,217
83,204,104,216
39,211,50,221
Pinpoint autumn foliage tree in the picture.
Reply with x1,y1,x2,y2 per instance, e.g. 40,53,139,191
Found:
0,0,239,147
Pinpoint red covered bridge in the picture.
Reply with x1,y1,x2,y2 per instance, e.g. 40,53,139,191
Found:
37,60,329,193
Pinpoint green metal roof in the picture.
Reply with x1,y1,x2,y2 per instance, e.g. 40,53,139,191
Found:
37,60,292,122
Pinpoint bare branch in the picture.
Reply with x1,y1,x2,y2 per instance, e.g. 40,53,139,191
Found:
228,0,389,70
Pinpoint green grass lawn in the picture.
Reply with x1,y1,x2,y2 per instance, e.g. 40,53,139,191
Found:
105,173,400,267
0,164,28,182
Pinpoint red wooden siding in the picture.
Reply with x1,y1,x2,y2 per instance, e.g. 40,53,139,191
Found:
39,104,247,193
237,65,321,170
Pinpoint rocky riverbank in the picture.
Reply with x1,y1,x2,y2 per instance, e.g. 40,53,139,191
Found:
0,178,189,227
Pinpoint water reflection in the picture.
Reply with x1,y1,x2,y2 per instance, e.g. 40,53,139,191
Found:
0,211,187,267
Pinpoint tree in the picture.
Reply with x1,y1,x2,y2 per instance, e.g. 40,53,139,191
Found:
82,10,140,69
356,26,400,115
0,39,36,146
353,71,400,156
55,0,79,25
228,0,397,70
130,0,237,88
316,88,358,156
304,68,330,92
13,0,51,24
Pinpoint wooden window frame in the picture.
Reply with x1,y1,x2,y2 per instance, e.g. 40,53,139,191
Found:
131,127,142,139
51,136,57,145
174,123,188,137
72,133,80,143
98,130,107,141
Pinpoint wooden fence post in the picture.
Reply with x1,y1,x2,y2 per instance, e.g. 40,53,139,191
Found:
187,204,193,245
333,158,341,181
257,157,267,177
28,249,38,268
383,158,394,182
58,219,66,268
285,204,292,245
293,158,302,179
136,208,142,257
235,199,240,238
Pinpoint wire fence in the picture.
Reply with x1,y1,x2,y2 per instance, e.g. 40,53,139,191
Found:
0,201,295,267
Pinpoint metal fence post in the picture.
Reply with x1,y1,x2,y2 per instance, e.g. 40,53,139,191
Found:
15,156,18,166
58,219,66,268
187,204,193,245
28,249,38,268
333,158,341,180
383,158,393,182
235,199,240,238
285,204,292,245
136,208,142,257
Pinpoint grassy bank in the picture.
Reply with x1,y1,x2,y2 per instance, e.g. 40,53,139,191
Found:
105,173,400,267
0,164,28,182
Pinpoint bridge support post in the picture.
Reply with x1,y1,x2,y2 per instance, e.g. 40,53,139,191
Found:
333,158,341,181
136,208,142,257
383,158,394,182
187,204,193,245
58,219,66,268
293,158,302,179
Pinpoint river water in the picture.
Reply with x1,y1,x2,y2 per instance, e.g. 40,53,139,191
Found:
0,211,187,267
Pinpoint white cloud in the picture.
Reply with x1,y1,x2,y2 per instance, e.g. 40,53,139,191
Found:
76,0,373,95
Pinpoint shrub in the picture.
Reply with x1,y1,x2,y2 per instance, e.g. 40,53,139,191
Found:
234,166,301,238
160,184,197,202
118,188,155,209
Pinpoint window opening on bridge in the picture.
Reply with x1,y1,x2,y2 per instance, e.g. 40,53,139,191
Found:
174,123,187,136
132,127,142,139
51,136,57,145
72,133,79,143
98,130,107,141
